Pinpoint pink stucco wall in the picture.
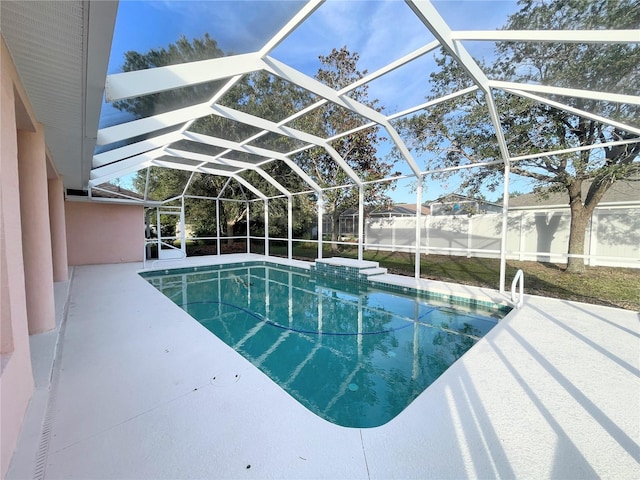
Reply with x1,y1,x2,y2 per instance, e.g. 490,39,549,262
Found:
18,124,57,334
49,177,69,281
65,201,144,265
3,30,140,475
1,37,36,479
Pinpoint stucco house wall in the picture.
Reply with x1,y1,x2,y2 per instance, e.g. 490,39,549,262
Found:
65,201,144,266
1,34,74,477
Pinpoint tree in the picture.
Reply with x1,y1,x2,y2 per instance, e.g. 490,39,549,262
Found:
118,36,314,240
117,39,396,249
114,34,225,115
293,46,397,250
396,0,639,273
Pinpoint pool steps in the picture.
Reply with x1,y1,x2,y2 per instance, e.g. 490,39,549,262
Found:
311,257,388,282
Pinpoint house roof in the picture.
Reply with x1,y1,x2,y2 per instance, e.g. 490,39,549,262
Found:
508,180,640,208
371,203,431,216
90,183,144,200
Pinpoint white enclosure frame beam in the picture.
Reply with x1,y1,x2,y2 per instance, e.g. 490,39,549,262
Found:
254,168,292,198
258,0,325,56
505,89,640,137
93,131,183,168
182,131,290,164
511,137,640,163
151,159,267,201
347,40,440,93
490,81,640,107
407,0,513,292
209,103,362,186
88,162,153,188
500,161,511,293
183,132,322,192
287,197,293,260
415,179,423,279
91,147,166,180
105,53,266,102
264,199,269,256
406,0,512,164
388,86,480,120
164,148,259,170
451,29,640,43
163,148,293,199
358,186,364,261
97,103,212,145
317,192,324,259
263,55,422,176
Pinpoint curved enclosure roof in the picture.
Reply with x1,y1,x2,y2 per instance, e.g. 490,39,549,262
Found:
2,0,639,202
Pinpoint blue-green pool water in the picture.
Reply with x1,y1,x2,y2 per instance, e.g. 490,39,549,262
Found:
141,261,507,428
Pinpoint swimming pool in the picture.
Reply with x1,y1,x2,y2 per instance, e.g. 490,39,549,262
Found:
141,261,509,428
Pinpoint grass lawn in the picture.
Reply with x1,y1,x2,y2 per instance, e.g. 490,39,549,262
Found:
267,244,639,311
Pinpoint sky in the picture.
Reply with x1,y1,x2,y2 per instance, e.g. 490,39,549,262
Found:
104,0,530,203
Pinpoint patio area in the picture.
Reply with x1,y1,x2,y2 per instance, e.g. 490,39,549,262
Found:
7,255,639,479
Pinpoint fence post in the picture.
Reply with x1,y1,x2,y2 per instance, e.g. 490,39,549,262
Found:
588,209,599,267
518,211,525,261
467,215,472,258
425,215,430,255
392,218,396,252
415,181,422,279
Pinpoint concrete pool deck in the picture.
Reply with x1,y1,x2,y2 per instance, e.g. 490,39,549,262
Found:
7,255,640,479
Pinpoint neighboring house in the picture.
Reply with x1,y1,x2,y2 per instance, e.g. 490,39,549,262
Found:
504,179,639,267
369,203,431,218
507,179,640,210
89,182,144,200
428,194,502,216
325,204,430,236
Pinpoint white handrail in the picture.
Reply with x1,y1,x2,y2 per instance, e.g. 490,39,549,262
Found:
511,269,524,308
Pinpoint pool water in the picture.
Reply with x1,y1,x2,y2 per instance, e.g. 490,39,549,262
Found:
142,262,504,428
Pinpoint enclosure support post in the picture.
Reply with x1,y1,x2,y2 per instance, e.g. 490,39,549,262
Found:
358,186,364,261
144,167,150,202
246,201,250,254
287,195,293,260
180,196,186,256
415,178,423,279
156,207,161,255
499,162,511,293
264,199,269,257
317,193,323,259
216,198,221,256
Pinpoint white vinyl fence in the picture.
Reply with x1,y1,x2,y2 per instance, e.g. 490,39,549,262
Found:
365,206,640,268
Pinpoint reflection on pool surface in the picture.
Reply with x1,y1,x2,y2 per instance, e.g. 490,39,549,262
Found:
142,262,506,428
